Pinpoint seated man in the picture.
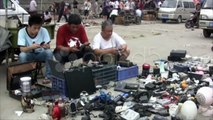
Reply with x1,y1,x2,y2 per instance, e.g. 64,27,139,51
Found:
92,20,130,62
18,15,53,84
54,14,94,64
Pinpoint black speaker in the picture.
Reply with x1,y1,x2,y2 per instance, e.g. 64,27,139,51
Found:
64,67,96,99
170,50,186,58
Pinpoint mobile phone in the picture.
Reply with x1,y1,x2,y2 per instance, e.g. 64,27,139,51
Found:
40,42,45,46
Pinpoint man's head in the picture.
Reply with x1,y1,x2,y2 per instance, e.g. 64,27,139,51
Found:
101,20,113,40
67,14,82,34
28,15,43,36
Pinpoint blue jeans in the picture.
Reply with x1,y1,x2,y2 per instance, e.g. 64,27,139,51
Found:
19,49,53,79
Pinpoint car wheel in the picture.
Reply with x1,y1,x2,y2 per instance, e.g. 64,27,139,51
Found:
162,19,167,23
185,20,192,29
0,50,6,64
203,29,211,38
177,16,182,23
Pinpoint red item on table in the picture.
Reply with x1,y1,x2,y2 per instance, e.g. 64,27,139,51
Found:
52,102,61,120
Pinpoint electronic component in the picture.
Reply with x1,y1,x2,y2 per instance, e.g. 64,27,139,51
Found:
125,83,139,89
120,109,140,120
169,104,180,117
148,108,169,116
180,100,197,119
40,41,45,46
114,82,139,93
114,82,130,93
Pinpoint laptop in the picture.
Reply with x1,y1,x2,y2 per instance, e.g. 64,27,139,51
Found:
47,60,65,79
64,66,96,99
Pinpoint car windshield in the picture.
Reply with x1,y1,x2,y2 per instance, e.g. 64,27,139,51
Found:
202,0,213,9
161,0,177,8
1,0,13,9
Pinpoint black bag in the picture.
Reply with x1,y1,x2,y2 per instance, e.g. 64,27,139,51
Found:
7,62,38,91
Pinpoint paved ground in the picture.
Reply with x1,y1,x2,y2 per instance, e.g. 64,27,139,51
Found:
0,20,213,120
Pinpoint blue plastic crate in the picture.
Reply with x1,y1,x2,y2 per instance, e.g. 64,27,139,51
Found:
117,65,139,81
50,75,68,97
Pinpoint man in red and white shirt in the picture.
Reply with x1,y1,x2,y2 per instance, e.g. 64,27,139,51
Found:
193,0,201,11
193,0,201,5
54,14,94,64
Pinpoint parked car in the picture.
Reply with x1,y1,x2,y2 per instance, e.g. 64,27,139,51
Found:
158,0,195,23
199,0,213,38
0,0,30,27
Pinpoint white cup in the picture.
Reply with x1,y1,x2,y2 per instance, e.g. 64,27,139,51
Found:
20,77,31,93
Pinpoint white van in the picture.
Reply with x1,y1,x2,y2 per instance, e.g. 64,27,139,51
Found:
158,0,195,23
199,0,213,38
0,0,30,27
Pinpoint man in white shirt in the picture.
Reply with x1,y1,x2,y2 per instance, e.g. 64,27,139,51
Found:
29,0,37,15
92,20,130,61
14,0,19,4
44,11,52,24
84,0,92,22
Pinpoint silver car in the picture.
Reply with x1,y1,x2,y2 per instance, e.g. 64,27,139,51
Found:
158,0,195,23
199,0,213,38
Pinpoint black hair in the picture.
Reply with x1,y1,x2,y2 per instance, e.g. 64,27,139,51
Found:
28,15,43,26
45,11,49,15
68,14,82,25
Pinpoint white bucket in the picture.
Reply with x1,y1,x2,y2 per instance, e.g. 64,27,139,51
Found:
20,77,31,93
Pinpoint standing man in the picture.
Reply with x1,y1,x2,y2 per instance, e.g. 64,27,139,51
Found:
102,0,112,20
193,0,201,27
92,20,130,61
18,15,53,84
57,1,67,22
83,0,92,23
73,0,79,14
92,0,99,17
193,0,201,11
29,0,37,15
54,14,94,64
14,0,20,4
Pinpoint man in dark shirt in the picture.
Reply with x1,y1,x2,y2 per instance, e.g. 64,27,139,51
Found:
57,1,68,22
54,14,94,64
73,0,79,14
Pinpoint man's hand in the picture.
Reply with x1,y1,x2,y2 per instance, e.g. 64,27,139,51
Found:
119,45,127,52
83,42,90,46
111,48,118,54
41,43,50,49
31,43,40,49
70,47,80,52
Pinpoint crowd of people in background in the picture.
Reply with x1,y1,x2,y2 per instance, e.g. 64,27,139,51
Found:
27,0,203,24
32,0,165,24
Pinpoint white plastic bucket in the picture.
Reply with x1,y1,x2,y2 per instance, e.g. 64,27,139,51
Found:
20,77,31,93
